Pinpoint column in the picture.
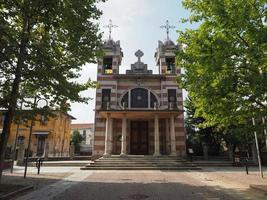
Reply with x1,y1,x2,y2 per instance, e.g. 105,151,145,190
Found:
153,115,161,156
120,114,127,156
165,118,170,154
103,114,111,157
108,118,113,154
170,114,177,156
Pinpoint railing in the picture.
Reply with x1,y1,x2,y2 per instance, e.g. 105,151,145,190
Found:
104,69,113,74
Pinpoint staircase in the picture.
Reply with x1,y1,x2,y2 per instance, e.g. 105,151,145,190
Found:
80,155,201,170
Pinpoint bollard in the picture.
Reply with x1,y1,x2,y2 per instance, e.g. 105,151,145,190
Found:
245,157,249,175
36,157,43,174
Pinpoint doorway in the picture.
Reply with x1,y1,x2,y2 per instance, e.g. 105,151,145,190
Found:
130,121,149,155
37,136,46,157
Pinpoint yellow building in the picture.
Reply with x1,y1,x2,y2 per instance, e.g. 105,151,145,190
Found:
0,111,75,158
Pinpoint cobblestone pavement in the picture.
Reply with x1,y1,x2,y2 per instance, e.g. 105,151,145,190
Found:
12,167,267,200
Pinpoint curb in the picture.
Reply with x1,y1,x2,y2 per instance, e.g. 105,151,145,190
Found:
0,185,34,200
250,185,267,194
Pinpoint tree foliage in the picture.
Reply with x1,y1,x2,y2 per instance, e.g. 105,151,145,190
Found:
185,97,223,156
71,130,85,146
177,0,267,128
0,0,104,182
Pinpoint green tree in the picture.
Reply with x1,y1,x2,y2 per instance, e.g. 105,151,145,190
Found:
71,130,85,152
185,97,223,156
0,0,104,182
185,97,261,159
177,0,267,129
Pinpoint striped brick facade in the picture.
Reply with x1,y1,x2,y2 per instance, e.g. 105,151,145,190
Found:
93,39,186,158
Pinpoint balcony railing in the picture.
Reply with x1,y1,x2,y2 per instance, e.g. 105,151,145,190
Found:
104,69,113,74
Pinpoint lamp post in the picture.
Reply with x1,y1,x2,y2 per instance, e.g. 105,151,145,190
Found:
252,117,263,178
24,97,48,179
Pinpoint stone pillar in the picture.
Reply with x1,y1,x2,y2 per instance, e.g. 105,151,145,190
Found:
104,114,111,157
170,115,177,156
165,118,170,154
153,115,161,156
109,118,113,154
69,143,75,160
120,115,127,157
16,143,25,166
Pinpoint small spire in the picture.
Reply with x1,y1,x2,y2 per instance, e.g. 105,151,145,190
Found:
103,19,118,41
160,20,175,41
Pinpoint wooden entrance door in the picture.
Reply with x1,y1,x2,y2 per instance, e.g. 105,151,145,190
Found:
37,136,46,156
130,121,148,155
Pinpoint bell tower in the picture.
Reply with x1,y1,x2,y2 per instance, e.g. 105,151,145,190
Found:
93,20,123,157
97,19,123,75
155,20,180,74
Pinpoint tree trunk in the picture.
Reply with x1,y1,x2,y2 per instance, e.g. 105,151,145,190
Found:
0,14,30,183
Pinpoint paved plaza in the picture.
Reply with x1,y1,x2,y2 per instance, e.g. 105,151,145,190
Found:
2,166,267,200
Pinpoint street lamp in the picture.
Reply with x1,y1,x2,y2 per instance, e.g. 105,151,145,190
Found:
24,96,48,179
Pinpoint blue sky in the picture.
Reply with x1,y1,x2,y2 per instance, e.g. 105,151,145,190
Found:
70,0,199,123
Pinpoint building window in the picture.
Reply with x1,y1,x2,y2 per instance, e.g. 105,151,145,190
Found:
102,89,111,109
166,57,175,74
131,88,148,108
17,136,25,145
121,92,129,109
40,115,48,125
103,57,113,74
150,93,158,108
168,89,177,109
121,88,159,109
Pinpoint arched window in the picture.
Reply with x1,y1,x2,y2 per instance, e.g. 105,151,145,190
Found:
120,88,159,109
121,92,129,108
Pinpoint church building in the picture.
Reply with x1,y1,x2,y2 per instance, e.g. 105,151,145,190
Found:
93,21,186,158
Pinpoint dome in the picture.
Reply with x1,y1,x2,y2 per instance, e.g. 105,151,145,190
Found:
164,39,175,46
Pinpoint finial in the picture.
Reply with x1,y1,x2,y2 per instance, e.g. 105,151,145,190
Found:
103,19,118,40
160,20,175,41
135,50,144,63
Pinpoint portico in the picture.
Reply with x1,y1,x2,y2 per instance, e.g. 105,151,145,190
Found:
100,110,182,157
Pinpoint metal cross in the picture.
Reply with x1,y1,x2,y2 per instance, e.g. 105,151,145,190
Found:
160,20,175,40
103,19,118,40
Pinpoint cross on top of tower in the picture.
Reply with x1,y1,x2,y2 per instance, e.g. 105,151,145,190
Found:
160,20,175,41
135,49,144,63
103,19,118,40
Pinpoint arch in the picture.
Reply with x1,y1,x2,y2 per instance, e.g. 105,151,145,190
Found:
119,87,160,109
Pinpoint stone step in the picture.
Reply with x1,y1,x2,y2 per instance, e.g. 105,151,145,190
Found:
95,160,186,163
91,161,189,165
86,164,197,168
80,166,201,170
91,163,188,166
97,159,186,162
81,155,200,170
97,158,186,162
99,157,183,160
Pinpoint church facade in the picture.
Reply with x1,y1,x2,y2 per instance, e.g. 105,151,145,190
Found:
93,38,186,158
